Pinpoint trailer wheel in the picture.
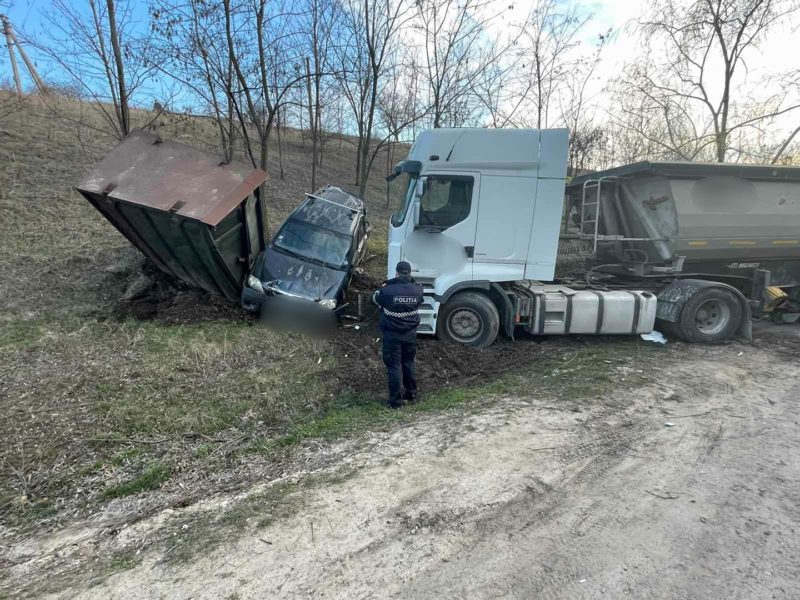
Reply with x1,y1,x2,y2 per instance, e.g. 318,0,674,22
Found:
675,287,742,343
439,291,499,348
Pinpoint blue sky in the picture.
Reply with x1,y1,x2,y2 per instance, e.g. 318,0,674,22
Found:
2,0,622,92
2,0,796,143
1,0,152,88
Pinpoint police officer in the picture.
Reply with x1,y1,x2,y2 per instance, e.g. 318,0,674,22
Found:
372,261,424,408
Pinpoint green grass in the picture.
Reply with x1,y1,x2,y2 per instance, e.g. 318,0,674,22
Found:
106,550,143,573
102,462,170,499
250,338,660,452
111,448,144,466
0,316,46,347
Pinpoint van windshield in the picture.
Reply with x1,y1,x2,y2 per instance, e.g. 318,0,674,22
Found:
390,173,417,227
274,220,350,269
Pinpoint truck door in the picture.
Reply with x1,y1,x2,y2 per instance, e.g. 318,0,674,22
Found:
472,174,537,282
403,173,480,281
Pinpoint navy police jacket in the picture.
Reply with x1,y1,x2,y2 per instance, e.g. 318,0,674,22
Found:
372,276,424,335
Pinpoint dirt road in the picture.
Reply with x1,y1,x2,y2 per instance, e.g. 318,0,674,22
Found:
4,326,799,599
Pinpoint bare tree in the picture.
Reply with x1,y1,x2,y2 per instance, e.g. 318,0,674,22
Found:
621,0,800,162
330,0,413,199
222,0,303,174
513,0,588,129
560,30,610,173
413,0,503,128
303,0,335,190
27,0,156,139
151,0,239,159
104,0,129,135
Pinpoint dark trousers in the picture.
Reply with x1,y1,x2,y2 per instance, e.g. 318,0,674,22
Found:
381,334,417,405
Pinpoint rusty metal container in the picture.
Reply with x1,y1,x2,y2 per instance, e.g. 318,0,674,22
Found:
76,130,268,302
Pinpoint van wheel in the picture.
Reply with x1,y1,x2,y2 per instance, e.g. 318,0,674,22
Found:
438,292,499,348
676,287,742,343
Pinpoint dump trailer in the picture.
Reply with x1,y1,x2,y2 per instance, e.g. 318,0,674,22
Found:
76,130,268,302
385,128,800,347
565,162,800,330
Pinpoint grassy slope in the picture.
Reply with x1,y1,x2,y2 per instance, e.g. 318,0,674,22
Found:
0,92,662,536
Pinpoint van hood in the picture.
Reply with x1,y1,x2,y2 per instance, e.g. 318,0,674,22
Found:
257,247,346,301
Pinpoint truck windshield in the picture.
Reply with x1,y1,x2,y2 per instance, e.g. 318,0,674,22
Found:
390,173,417,227
274,219,350,269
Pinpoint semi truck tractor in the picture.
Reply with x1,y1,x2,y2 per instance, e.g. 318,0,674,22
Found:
385,128,800,347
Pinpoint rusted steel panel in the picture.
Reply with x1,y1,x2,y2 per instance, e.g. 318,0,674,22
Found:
77,129,267,225
75,130,268,301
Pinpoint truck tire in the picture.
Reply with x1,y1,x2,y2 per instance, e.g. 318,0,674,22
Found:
438,291,500,348
675,287,742,343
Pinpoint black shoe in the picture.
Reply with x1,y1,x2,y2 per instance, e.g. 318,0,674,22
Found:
387,401,403,410
403,391,418,403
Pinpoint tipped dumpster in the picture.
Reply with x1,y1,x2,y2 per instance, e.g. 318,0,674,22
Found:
76,130,268,302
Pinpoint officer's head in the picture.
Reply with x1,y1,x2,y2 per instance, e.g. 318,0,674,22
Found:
395,261,412,279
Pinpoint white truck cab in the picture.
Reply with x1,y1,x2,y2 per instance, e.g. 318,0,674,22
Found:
387,128,658,346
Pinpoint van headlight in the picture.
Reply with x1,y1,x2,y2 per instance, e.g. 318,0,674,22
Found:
246,275,264,294
318,298,337,310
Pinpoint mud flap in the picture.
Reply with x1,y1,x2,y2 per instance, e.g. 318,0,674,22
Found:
490,283,516,340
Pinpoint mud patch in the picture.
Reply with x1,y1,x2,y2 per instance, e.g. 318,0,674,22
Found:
115,263,250,324
122,286,247,324
334,268,554,396
330,327,551,398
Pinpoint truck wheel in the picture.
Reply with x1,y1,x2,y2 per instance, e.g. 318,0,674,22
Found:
438,291,500,348
676,287,742,343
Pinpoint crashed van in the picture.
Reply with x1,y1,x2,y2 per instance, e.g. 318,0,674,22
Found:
242,186,368,314
76,130,268,302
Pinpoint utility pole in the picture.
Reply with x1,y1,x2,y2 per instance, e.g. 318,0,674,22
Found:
1,14,47,96
1,14,22,95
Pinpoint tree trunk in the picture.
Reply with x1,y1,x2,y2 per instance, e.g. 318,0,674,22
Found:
355,135,362,187
305,57,317,190
106,0,129,136
276,107,285,180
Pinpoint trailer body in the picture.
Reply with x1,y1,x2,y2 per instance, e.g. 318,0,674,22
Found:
565,162,800,287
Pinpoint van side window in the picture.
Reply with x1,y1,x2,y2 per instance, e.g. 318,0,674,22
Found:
419,176,473,229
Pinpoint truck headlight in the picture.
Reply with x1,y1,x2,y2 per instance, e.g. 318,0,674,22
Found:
318,298,337,310
246,275,264,294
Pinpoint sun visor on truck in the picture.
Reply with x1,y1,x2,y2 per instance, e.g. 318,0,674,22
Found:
76,129,268,302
